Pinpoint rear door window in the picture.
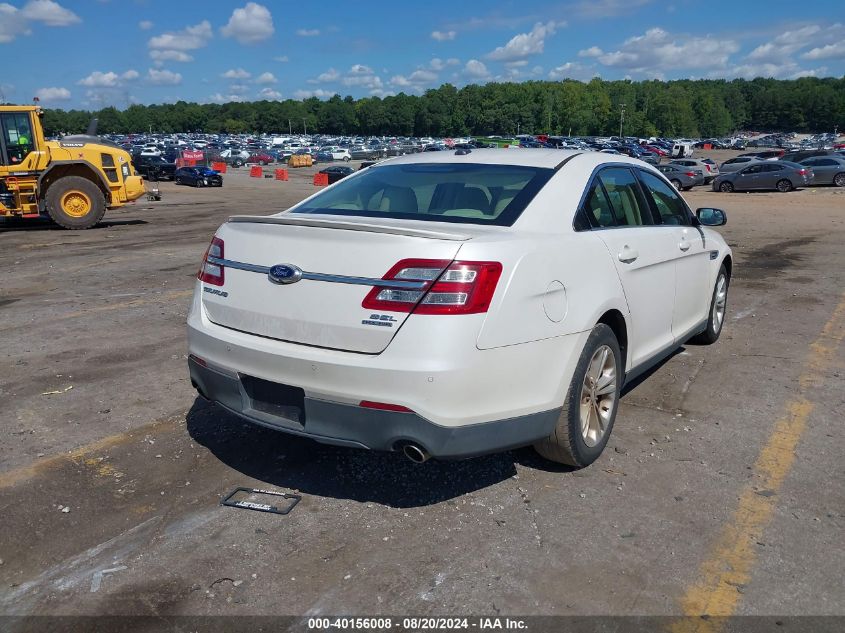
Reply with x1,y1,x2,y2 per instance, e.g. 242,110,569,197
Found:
597,167,653,227
637,170,691,226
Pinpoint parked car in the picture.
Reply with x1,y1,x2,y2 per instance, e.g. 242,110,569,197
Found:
719,156,762,173
350,146,381,160
668,159,719,183
781,150,833,164
174,166,223,187
799,156,845,187
738,150,784,161
246,153,274,165
656,164,703,190
317,147,352,162
319,165,355,184
133,155,176,181
189,150,732,468
712,161,812,192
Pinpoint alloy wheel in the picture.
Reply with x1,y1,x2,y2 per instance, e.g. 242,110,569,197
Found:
580,345,617,447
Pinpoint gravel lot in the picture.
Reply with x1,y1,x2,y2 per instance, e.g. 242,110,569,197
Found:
1,152,843,624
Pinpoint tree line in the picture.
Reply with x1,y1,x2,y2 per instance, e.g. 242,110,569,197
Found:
39,77,845,139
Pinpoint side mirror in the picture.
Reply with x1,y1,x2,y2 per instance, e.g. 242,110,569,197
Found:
696,208,727,226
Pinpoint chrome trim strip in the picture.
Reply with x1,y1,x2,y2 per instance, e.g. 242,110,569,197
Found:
207,256,428,289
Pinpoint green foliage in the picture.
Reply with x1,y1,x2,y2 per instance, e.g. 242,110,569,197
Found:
39,77,845,137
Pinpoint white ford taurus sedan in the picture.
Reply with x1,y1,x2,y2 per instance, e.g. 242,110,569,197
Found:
188,149,732,468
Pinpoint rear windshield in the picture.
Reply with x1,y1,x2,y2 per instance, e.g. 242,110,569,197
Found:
290,163,554,226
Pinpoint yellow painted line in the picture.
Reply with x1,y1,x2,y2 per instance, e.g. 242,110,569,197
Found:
672,294,845,633
58,289,192,320
0,415,181,490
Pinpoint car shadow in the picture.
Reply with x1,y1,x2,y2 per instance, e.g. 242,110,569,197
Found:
186,397,573,508
620,347,684,396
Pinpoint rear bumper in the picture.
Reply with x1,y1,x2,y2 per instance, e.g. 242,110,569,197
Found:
189,357,560,459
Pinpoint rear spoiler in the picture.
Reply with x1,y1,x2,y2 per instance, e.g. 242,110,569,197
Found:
226,214,473,241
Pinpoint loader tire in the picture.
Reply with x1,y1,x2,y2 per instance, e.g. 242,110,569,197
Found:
46,177,106,230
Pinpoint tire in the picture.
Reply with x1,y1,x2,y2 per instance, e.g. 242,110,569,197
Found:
833,173,845,187
259,160,267,166
719,181,734,193
45,176,106,230
776,179,793,192
175,177,182,185
683,186,693,191
195,179,205,188
344,156,350,162
690,265,729,345
534,324,622,468
670,179,682,190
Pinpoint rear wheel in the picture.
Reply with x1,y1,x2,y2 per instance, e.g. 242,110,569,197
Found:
45,176,106,230
534,324,621,468
776,179,793,192
691,265,729,345
833,173,845,187
719,181,734,193
670,179,682,189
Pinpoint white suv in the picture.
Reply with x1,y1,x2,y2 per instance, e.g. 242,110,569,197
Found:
188,150,731,468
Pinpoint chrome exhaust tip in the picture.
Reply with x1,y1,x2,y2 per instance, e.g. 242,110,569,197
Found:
402,444,430,464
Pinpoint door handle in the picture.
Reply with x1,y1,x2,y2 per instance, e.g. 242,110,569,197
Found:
679,241,691,252
618,247,639,264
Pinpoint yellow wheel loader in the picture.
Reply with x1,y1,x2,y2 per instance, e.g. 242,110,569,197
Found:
0,105,146,229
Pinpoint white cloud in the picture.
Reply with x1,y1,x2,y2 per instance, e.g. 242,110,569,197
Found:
258,87,283,100
578,46,603,58
590,27,739,75
228,84,249,94
548,61,594,80
296,28,320,37
35,86,71,102
221,68,251,79
150,50,193,64
505,60,529,68
431,30,456,41
148,20,212,51
21,0,80,26
221,2,274,44
308,68,341,83
0,4,29,43
210,93,245,103
487,21,561,61
1,0,80,42
274,55,289,62
464,59,491,80
803,41,845,60
147,68,182,85
747,25,821,63
138,20,153,30
427,57,460,71
293,88,335,99
711,61,827,80
255,72,277,84
77,70,139,87
389,69,438,92
338,65,383,91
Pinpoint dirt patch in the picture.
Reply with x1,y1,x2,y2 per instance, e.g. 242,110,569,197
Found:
733,237,817,281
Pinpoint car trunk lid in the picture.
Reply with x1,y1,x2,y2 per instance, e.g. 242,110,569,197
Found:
202,215,473,353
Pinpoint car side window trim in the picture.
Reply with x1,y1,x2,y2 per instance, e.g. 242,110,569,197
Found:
573,162,657,232
634,167,695,227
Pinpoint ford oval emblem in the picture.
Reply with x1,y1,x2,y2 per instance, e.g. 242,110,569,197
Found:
268,264,303,285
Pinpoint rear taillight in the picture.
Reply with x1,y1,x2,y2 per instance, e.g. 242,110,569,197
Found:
706,164,713,172
198,236,225,286
685,172,695,177
362,258,503,315
797,169,807,176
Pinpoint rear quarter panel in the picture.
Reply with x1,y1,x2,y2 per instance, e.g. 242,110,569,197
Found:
466,232,628,350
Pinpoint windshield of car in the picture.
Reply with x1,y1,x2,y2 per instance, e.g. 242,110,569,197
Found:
290,163,554,226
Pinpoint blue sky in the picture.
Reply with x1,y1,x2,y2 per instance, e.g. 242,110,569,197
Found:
1,0,843,109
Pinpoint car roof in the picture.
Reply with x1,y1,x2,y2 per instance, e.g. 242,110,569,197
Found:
371,148,652,173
